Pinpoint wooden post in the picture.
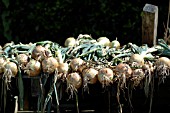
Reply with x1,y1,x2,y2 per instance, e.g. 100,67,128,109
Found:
142,4,158,46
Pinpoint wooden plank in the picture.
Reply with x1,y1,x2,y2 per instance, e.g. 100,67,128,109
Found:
142,4,158,46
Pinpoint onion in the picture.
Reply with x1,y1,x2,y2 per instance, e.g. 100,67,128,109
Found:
131,69,145,87
129,54,144,66
98,68,113,86
109,38,120,49
0,57,7,74
64,37,76,47
66,72,82,89
57,62,69,74
82,68,98,84
155,57,170,67
31,45,47,61
41,56,59,74
97,37,110,47
24,59,41,77
16,53,29,69
70,58,85,72
4,61,18,77
115,63,132,78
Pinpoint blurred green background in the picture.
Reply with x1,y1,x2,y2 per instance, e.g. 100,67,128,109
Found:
0,0,168,46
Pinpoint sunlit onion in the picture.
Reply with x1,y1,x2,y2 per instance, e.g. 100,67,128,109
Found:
0,57,7,74
82,68,98,84
67,72,82,89
109,39,120,49
57,62,69,74
64,37,76,47
115,63,132,78
97,37,110,47
4,61,18,77
155,57,170,67
70,58,85,71
98,68,113,86
129,54,144,66
41,56,59,74
24,59,41,77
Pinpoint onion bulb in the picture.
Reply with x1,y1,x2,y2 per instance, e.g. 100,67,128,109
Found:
70,58,84,71
97,37,110,47
109,38,120,49
0,57,8,74
41,56,59,74
155,57,170,67
129,54,144,66
57,62,69,74
24,59,41,77
16,53,29,69
98,68,113,86
82,68,98,84
66,72,82,89
4,61,18,77
31,45,47,61
131,69,145,86
115,63,132,78
64,37,76,47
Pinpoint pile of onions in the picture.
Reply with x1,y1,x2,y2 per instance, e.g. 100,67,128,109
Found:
97,67,114,87
41,56,59,74
66,72,82,89
31,45,47,61
82,68,98,84
24,59,41,77
70,58,85,72
16,53,29,70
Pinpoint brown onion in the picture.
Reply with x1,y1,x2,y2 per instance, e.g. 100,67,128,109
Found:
31,45,47,61
57,62,69,74
115,63,132,78
4,61,18,77
82,68,98,84
24,59,41,77
66,72,82,89
16,53,29,69
98,68,113,86
41,56,59,74
70,58,84,71
0,57,7,74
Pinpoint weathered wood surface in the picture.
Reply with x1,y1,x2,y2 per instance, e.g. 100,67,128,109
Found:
142,4,158,46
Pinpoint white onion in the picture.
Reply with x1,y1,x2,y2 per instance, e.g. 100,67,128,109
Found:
129,54,144,66
97,37,110,47
155,57,170,67
98,68,113,86
64,37,76,47
66,72,82,89
109,39,120,49
0,57,7,74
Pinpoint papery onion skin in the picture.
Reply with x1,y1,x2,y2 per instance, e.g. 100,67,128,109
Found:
16,53,29,69
67,72,82,89
132,69,145,78
98,68,114,86
4,61,18,77
82,68,98,84
42,56,59,74
24,59,41,77
70,58,84,71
